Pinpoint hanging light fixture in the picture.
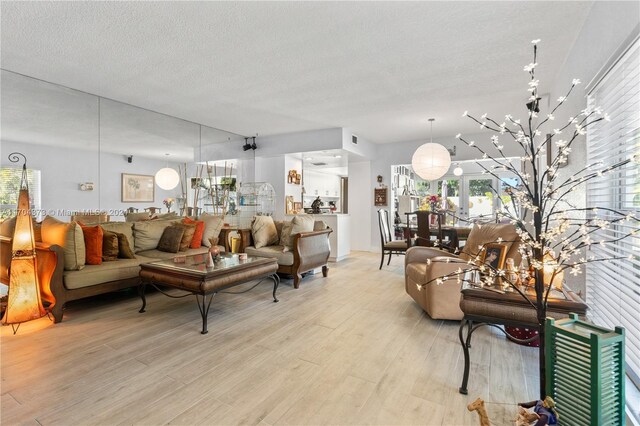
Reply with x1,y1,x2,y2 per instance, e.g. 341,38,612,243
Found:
155,153,180,190
2,152,47,334
411,118,451,181
453,163,464,176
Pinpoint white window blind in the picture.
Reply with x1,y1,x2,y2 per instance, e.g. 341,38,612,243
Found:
586,37,640,390
0,168,42,220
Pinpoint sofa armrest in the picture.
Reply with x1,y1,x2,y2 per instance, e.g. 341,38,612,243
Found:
292,228,332,272
405,246,457,266
0,236,64,310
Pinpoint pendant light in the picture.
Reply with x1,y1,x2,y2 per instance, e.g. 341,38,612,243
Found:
411,118,451,181
155,153,180,190
453,163,464,176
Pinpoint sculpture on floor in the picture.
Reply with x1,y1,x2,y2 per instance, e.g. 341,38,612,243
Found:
467,398,491,426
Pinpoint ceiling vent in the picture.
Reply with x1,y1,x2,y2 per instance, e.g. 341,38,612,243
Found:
352,135,358,144
312,162,327,166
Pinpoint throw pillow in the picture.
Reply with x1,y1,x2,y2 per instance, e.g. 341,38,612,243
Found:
114,232,136,259
178,223,196,251
313,220,329,232
102,230,119,261
125,212,151,222
79,223,103,265
291,214,315,235
100,222,135,253
251,216,278,249
133,220,176,252
199,213,224,247
157,225,185,253
183,217,205,248
33,221,43,242
41,216,86,270
461,223,519,262
279,221,294,252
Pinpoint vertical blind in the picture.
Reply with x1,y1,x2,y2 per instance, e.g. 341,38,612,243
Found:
0,168,42,220
586,37,640,387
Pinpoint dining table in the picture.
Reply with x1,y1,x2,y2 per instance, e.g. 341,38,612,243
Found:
400,211,472,252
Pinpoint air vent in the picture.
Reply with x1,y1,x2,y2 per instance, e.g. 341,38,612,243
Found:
312,162,327,166
352,135,358,144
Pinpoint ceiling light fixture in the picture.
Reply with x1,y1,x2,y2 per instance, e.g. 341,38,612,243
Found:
411,118,451,181
251,136,257,150
155,153,180,190
453,163,464,176
242,137,252,151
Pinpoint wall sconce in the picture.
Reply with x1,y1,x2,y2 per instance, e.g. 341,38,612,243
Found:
2,152,47,334
79,182,94,191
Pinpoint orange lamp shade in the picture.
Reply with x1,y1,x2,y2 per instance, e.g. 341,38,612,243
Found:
2,188,46,327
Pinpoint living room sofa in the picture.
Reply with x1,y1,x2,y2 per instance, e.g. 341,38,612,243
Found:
243,216,332,288
0,215,226,323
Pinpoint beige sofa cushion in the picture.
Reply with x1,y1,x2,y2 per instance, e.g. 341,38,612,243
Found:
245,246,294,266
133,220,177,252
279,221,294,251
251,216,278,249
314,220,329,231
291,215,315,235
199,213,224,247
137,246,211,260
63,257,153,289
460,223,519,262
100,222,135,253
125,212,151,222
41,216,85,271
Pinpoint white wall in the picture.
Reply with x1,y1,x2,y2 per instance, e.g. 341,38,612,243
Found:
1,140,179,220
348,161,372,251
255,156,286,220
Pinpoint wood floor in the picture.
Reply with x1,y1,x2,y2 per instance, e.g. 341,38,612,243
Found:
1,252,538,426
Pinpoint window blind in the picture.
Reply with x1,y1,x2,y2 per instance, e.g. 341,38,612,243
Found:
0,168,42,220
586,37,640,389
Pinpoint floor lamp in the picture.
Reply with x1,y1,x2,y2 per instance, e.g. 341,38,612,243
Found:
2,152,47,334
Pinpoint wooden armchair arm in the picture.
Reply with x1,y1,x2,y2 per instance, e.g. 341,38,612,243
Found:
292,228,332,273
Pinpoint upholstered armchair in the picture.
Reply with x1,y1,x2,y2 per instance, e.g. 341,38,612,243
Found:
405,223,521,320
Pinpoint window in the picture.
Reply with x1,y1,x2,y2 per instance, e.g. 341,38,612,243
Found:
586,36,640,399
0,168,42,220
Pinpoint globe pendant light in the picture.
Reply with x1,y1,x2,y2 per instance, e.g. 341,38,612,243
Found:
411,118,451,181
453,163,464,176
155,153,180,190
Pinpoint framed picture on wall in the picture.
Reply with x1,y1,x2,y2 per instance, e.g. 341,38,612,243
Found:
285,195,295,214
374,187,387,206
121,173,154,202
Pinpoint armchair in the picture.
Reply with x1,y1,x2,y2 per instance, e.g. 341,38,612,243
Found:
405,223,521,320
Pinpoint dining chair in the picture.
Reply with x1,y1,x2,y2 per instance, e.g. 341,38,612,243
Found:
378,209,409,269
144,207,162,214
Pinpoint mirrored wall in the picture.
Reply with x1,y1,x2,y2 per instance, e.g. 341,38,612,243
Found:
0,70,247,222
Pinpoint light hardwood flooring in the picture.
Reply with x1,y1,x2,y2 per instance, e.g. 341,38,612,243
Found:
1,252,538,425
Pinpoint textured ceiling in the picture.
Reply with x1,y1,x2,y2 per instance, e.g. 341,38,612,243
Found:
1,1,592,143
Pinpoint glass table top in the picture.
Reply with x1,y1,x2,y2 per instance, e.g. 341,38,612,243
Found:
144,253,268,275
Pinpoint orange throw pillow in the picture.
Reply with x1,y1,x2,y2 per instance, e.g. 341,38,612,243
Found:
79,222,103,265
183,217,204,248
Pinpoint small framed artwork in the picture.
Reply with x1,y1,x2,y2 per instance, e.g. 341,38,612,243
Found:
285,195,295,215
374,187,387,206
295,173,301,185
481,243,508,271
293,202,302,214
121,173,154,202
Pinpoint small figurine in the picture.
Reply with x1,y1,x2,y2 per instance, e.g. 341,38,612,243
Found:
467,398,491,426
518,396,559,425
311,196,324,214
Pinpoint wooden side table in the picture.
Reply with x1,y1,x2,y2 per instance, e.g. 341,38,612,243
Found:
457,283,587,394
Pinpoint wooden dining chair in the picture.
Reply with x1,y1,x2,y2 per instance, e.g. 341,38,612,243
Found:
378,209,409,269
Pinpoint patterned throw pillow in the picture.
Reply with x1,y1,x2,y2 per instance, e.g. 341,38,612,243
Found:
183,217,205,248
157,225,185,253
114,232,136,259
178,223,196,251
279,221,294,252
102,230,119,261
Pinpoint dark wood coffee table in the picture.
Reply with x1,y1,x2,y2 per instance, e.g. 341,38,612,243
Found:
139,253,279,334
457,282,587,394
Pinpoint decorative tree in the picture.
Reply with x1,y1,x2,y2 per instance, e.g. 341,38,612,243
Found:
417,39,639,398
